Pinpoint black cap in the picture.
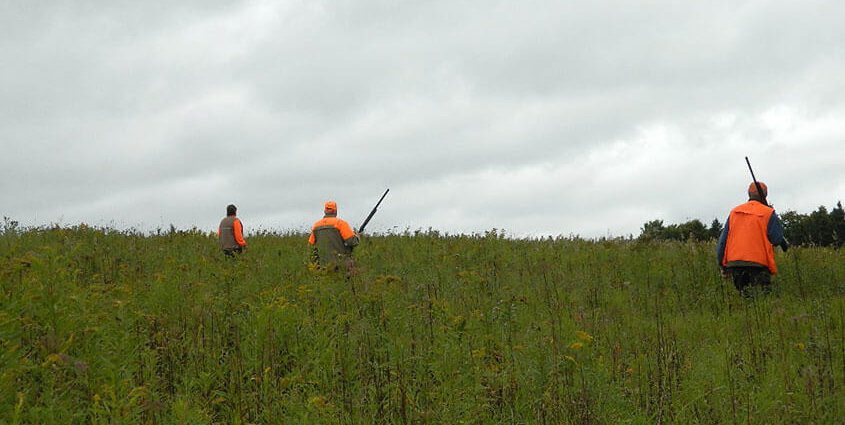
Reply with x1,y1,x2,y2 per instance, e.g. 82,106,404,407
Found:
226,204,237,216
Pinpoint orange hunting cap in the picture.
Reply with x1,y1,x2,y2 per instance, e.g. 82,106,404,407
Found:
748,182,768,198
324,200,337,214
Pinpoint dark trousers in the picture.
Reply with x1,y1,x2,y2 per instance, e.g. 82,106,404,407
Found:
728,266,772,296
223,247,243,257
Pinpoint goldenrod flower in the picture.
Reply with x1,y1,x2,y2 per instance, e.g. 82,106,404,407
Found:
575,331,593,343
309,395,328,409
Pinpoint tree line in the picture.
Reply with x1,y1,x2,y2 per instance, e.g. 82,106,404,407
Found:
639,201,845,248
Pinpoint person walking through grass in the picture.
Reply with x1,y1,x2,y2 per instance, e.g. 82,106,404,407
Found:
218,204,247,256
716,182,786,296
308,200,359,271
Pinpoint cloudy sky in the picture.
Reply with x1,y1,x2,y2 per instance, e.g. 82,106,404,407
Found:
2,1,843,237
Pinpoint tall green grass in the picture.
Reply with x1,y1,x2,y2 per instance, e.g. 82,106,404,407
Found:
1,225,843,423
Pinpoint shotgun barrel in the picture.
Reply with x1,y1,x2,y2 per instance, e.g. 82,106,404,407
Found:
744,157,789,251
358,189,389,234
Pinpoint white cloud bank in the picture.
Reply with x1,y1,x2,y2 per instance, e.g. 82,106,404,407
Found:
1,1,843,237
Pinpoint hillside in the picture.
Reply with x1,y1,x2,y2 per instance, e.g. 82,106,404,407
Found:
1,226,843,423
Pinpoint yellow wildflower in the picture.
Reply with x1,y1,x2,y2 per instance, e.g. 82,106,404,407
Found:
575,331,593,343
309,395,328,409
43,353,64,367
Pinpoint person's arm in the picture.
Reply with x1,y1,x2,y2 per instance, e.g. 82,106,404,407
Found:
337,220,360,248
767,212,785,246
307,228,318,263
233,219,247,247
715,215,730,271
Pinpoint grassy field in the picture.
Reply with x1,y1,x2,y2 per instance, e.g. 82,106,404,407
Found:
1,225,843,424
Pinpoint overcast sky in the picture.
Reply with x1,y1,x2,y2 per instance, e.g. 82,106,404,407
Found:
2,1,843,237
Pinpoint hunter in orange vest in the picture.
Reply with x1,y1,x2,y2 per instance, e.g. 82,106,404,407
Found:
218,204,247,256
716,182,786,295
308,201,360,270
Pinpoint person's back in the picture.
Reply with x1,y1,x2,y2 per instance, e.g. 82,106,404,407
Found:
724,201,777,271
716,182,785,296
308,201,359,269
219,204,247,256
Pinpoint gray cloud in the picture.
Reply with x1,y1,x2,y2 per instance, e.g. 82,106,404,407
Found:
2,0,844,237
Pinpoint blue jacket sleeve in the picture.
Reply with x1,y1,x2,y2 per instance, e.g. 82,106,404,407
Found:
715,215,730,269
767,212,784,245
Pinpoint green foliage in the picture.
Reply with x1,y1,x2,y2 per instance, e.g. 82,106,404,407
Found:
708,218,724,240
1,226,844,423
642,201,845,247
783,202,845,247
639,219,714,242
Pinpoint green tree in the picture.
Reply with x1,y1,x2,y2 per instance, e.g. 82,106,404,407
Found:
831,201,845,248
675,219,709,241
642,201,845,247
708,218,724,240
781,210,809,246
807,206,834,246
639,220,665,241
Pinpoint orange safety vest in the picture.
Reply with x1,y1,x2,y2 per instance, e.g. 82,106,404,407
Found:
308,216,356,245
723,201,777,274
218,216,246,250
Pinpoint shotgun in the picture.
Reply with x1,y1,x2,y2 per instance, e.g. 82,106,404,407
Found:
745,157,789,251
358,189,389,234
